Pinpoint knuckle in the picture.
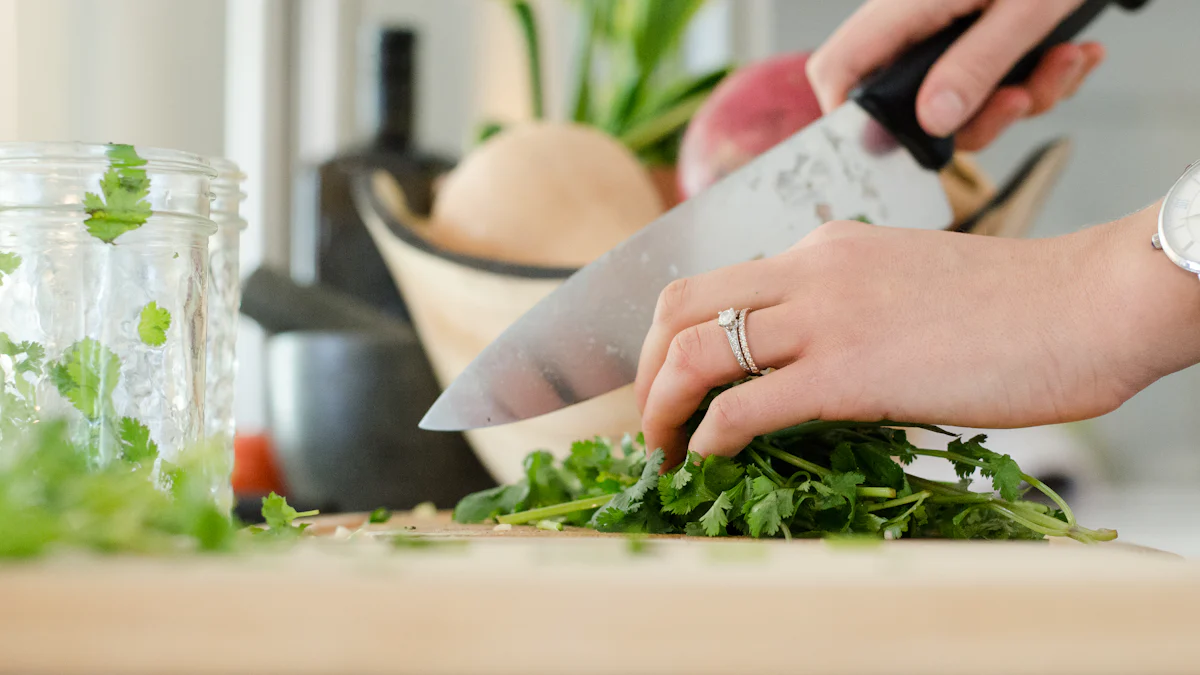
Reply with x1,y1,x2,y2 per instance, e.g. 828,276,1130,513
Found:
803,219,865,247
665,325,707,379
707,389,747,435
952,60,1001,101
655,278,691,325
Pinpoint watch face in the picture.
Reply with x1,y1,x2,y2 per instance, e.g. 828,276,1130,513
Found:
1160,165,1200,272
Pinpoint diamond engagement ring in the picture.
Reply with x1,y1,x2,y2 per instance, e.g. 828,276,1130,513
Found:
736,308,760,374
718,308,757,375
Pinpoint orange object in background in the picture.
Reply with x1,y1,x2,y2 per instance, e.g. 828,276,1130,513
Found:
231,433,287,497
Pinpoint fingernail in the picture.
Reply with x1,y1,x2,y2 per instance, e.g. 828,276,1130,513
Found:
924,90,966,137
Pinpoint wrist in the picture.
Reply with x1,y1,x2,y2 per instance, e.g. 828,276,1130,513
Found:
1093,199,1200,385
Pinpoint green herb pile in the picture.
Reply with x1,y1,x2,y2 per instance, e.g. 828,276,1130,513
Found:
455,387,1116,543
0,419,317,558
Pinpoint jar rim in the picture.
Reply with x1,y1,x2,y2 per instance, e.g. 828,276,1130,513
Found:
208,156,247,182
0,141,217,178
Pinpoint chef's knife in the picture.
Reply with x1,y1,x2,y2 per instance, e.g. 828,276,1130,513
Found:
420,0,1143,432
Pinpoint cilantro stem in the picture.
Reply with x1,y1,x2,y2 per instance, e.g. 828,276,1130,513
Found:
1020,472,1076,527
926,494,993,505
759,445,830,477
986,504,1065,538
865,490,932,513
881,492,931,530
759,446,895,498
857,487,897,499
746,446,788,484
495,494,613,525
295,509,319,519
909,449,1076,526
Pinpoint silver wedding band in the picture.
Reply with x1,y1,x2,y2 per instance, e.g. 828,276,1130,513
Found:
717,307,760,375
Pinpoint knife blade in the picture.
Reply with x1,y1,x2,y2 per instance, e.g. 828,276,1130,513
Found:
420,0,1139,432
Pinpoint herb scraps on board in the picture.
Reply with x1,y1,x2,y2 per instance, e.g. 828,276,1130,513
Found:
454,383,1116,544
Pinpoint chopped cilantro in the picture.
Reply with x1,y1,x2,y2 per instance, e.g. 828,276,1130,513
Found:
251,491,319,539
83,144,152,244
117,417,157,465
0,251,20,285
137,301,171,347
48,338,120,421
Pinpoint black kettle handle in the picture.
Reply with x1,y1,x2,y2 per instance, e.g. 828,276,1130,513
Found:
852,0,1148,170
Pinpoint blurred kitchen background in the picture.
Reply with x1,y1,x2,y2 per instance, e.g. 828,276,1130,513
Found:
3,0,1197,553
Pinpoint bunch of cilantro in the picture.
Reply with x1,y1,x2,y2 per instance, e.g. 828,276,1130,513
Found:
455,386,1116,543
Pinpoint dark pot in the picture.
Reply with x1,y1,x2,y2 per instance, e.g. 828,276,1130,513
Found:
266,329,495,513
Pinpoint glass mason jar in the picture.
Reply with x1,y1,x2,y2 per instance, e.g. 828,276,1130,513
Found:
205,158,246,513
0,142,222,502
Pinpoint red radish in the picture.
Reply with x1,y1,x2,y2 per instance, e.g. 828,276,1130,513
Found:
678,52,822,199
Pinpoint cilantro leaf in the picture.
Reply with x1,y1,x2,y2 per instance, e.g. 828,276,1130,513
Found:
118,417,157,465
821,470,865,504
746,486,796,537
0,252,20,286
985,453,1023,502
698,490,732,536
851,444,906,491
137,302,171,347
830,442,858,473
701,454,744,494
565,437,611,476
254,492,318,538
946,434,1024,501
658,451,715,515
48,338,121,421
590,449,664,532
368,507,392,524
83,144,152,244
521,450,571,510
453,482,527,523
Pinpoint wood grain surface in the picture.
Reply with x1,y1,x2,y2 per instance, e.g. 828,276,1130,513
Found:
2,510,1198,675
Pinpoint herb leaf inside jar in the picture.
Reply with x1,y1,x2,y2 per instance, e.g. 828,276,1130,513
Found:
0,252,20,285
138,302,172,347
82,144,152,244
47,338,120,422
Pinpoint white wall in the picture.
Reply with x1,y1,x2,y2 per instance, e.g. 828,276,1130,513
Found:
10,0,226,156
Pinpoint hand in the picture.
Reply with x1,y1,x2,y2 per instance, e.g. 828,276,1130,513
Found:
806,0,1106,151
634,202,1200,468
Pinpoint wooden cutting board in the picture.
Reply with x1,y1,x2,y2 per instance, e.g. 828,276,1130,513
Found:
3,510,1199,675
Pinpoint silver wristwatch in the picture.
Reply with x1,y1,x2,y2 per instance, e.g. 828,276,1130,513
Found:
1154,162,1200,279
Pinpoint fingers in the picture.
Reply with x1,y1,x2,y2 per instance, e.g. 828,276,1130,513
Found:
954,41,1104,151
688,365,825,458
634,258,786,413
954,88,1032,152
1023,42,1087,115
917,0,1084,137
640,306,802,467
807,0,981,113
1063,42,1106,98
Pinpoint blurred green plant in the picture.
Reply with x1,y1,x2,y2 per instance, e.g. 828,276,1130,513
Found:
479,0,732,165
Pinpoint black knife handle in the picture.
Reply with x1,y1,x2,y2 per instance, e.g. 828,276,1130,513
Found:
852,0,1147,171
